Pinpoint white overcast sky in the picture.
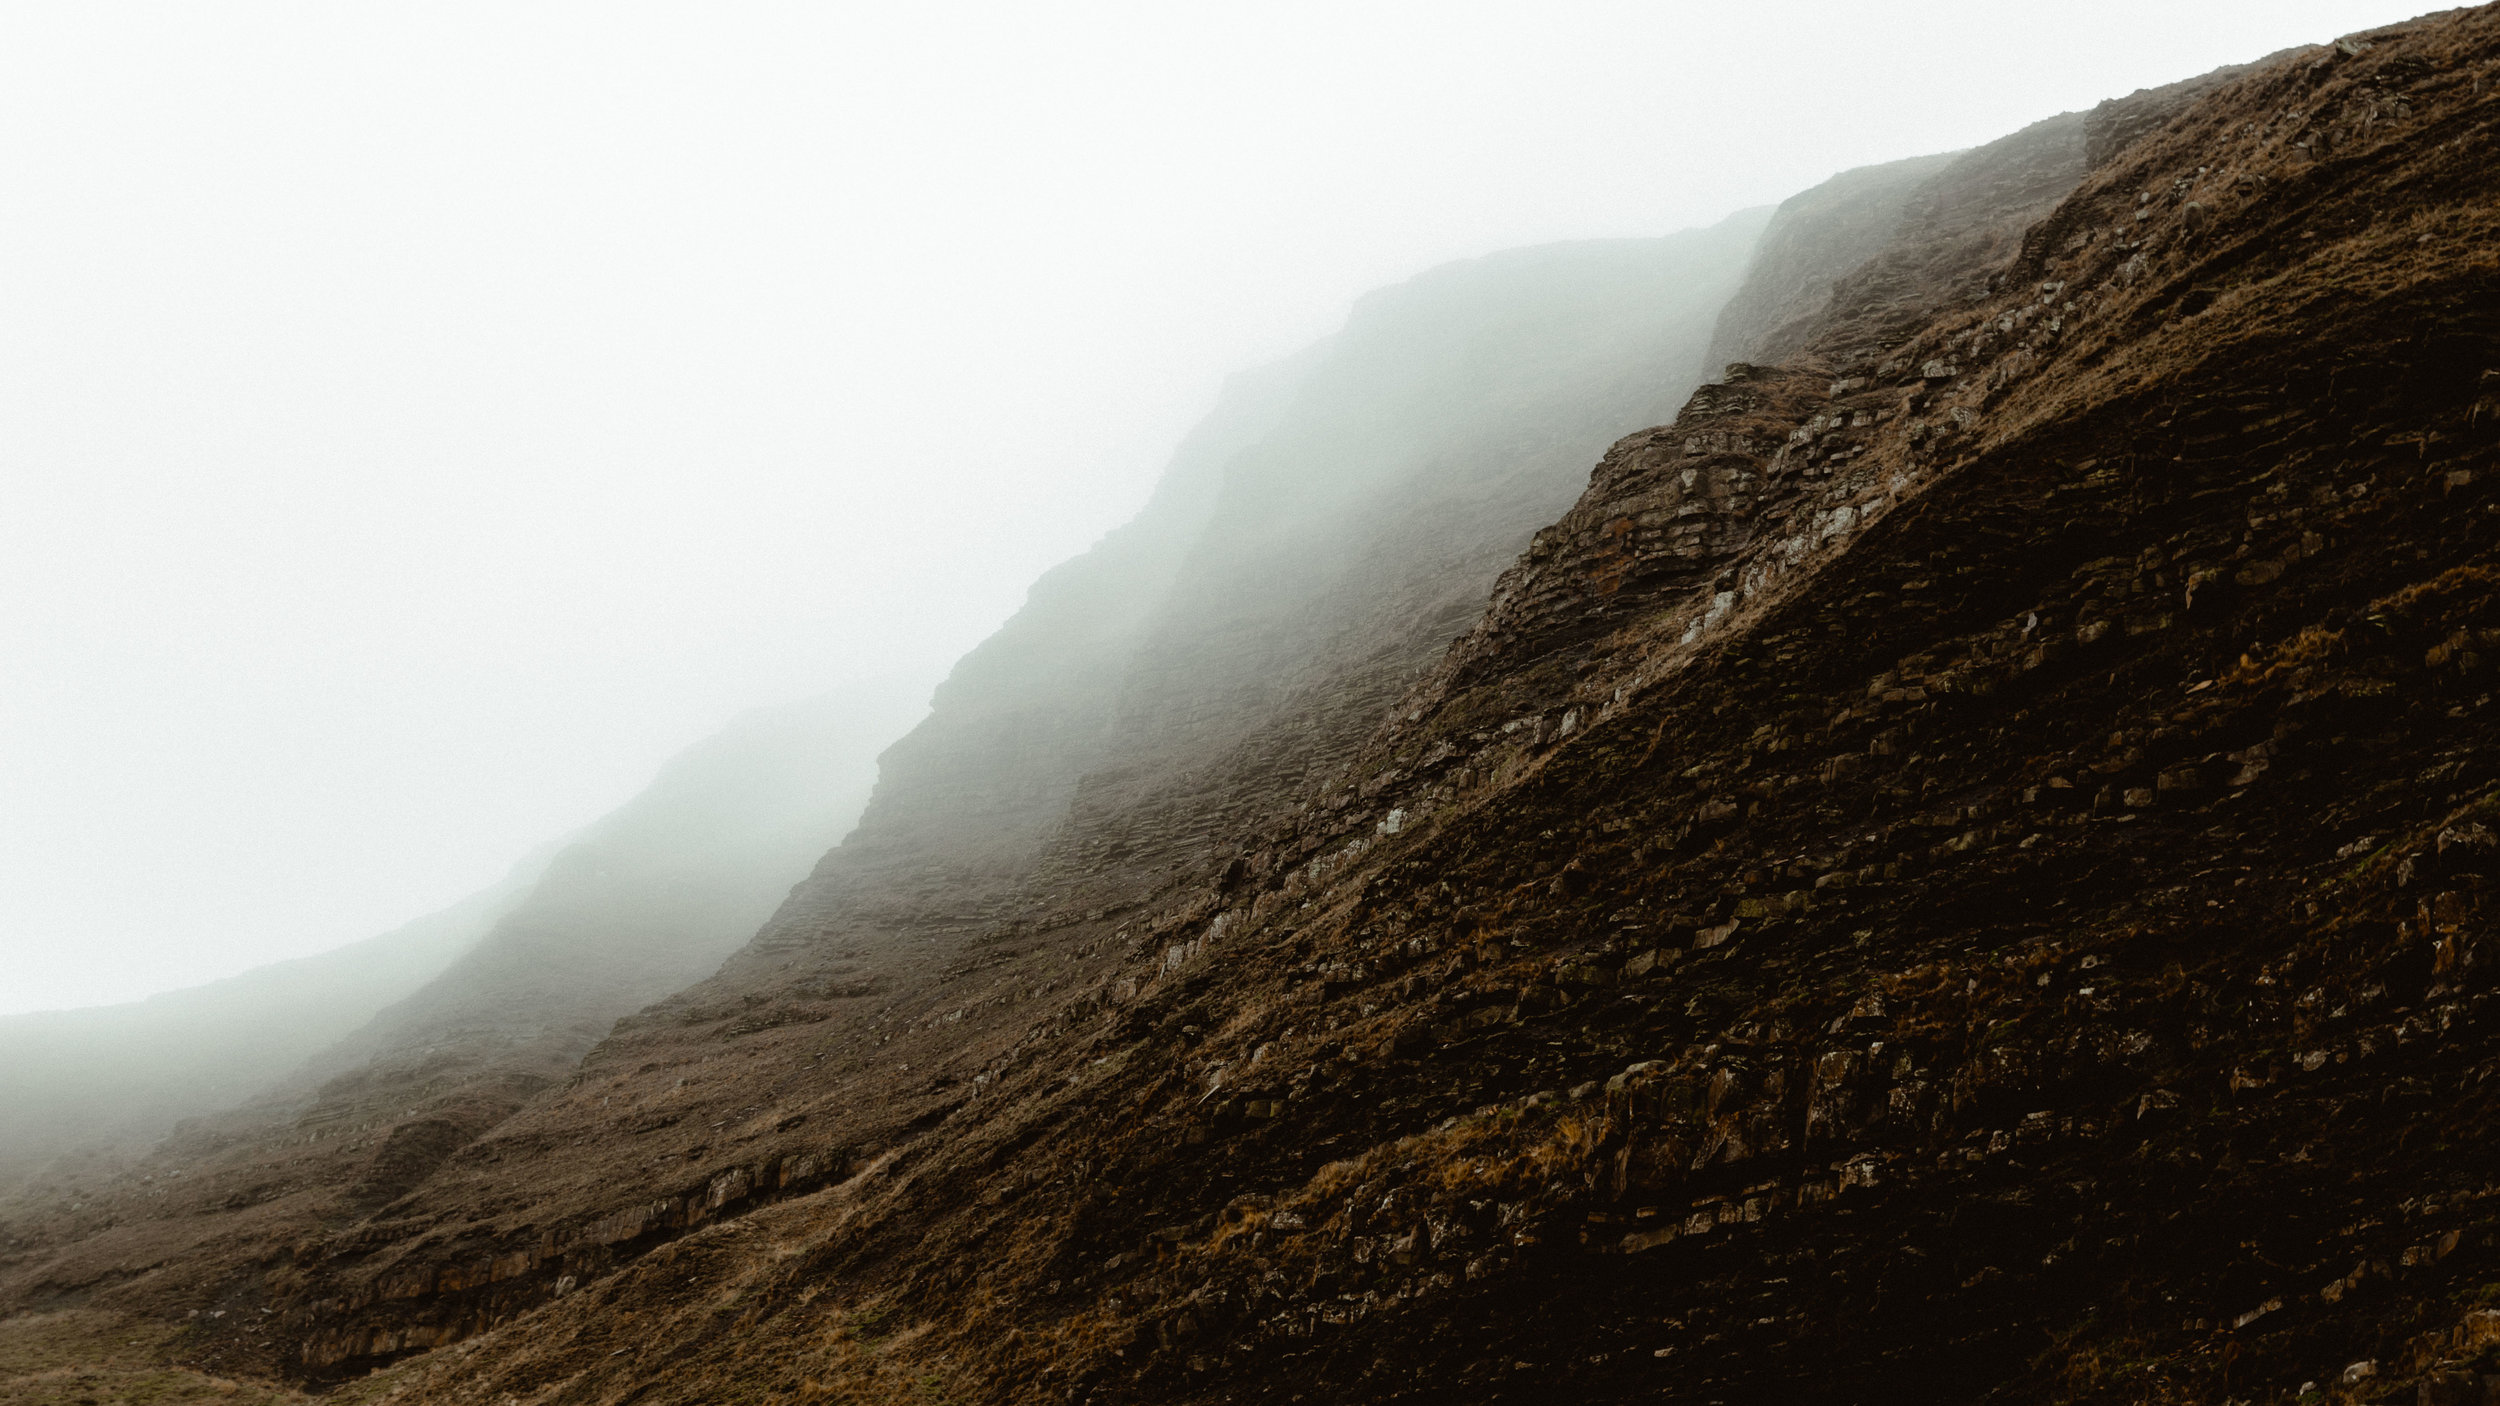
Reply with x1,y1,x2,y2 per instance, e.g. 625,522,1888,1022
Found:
0,0,2427,1014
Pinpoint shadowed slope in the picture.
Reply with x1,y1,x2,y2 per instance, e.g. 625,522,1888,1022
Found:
323,10,2500,1404
186,211,1778,1378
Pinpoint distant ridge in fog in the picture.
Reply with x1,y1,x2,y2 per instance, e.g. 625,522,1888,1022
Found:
0,861,542,1191
0,677,930,1193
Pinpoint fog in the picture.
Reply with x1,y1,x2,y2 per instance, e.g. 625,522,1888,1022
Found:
0,0,2425,1015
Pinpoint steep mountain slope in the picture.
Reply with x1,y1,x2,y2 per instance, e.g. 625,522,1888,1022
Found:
0,866,539,1196
748,220,1777,965
265,9,2500,1405
1706,60,2273,379
9,207,1790,1370
0,207,1780,1383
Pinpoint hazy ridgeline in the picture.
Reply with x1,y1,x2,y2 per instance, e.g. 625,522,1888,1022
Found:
745,213,1777,966
0,872,541,1195
8,11,2496,1402
0,680,927,1194
0,207,1781,1208
0,206,1785,1277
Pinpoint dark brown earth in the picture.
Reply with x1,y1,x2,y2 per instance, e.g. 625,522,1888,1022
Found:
9,8,2500,1404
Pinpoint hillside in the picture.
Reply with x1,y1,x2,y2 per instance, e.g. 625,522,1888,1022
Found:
0,203,1780,1388
12,9,2500,1404
0,867,538,1196
0,681,923,1327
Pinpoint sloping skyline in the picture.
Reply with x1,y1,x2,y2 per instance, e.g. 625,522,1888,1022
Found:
0,0,2424,1013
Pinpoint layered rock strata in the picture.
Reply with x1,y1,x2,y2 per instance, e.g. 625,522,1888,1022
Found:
261,214,1780,1376
0,209,1779,1382
292,11,2500,1404
14,13,2497,1403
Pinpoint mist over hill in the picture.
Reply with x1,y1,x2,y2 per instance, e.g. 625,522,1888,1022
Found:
7,10,2500,1404
0,868,541,1195
0,679,926,1205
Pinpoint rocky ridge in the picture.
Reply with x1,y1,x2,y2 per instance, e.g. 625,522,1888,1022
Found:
0,209,1777,1384
296,10,2500,1404
257,216,1780,1378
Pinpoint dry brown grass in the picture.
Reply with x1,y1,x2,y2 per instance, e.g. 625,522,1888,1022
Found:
0,1311,326,1406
